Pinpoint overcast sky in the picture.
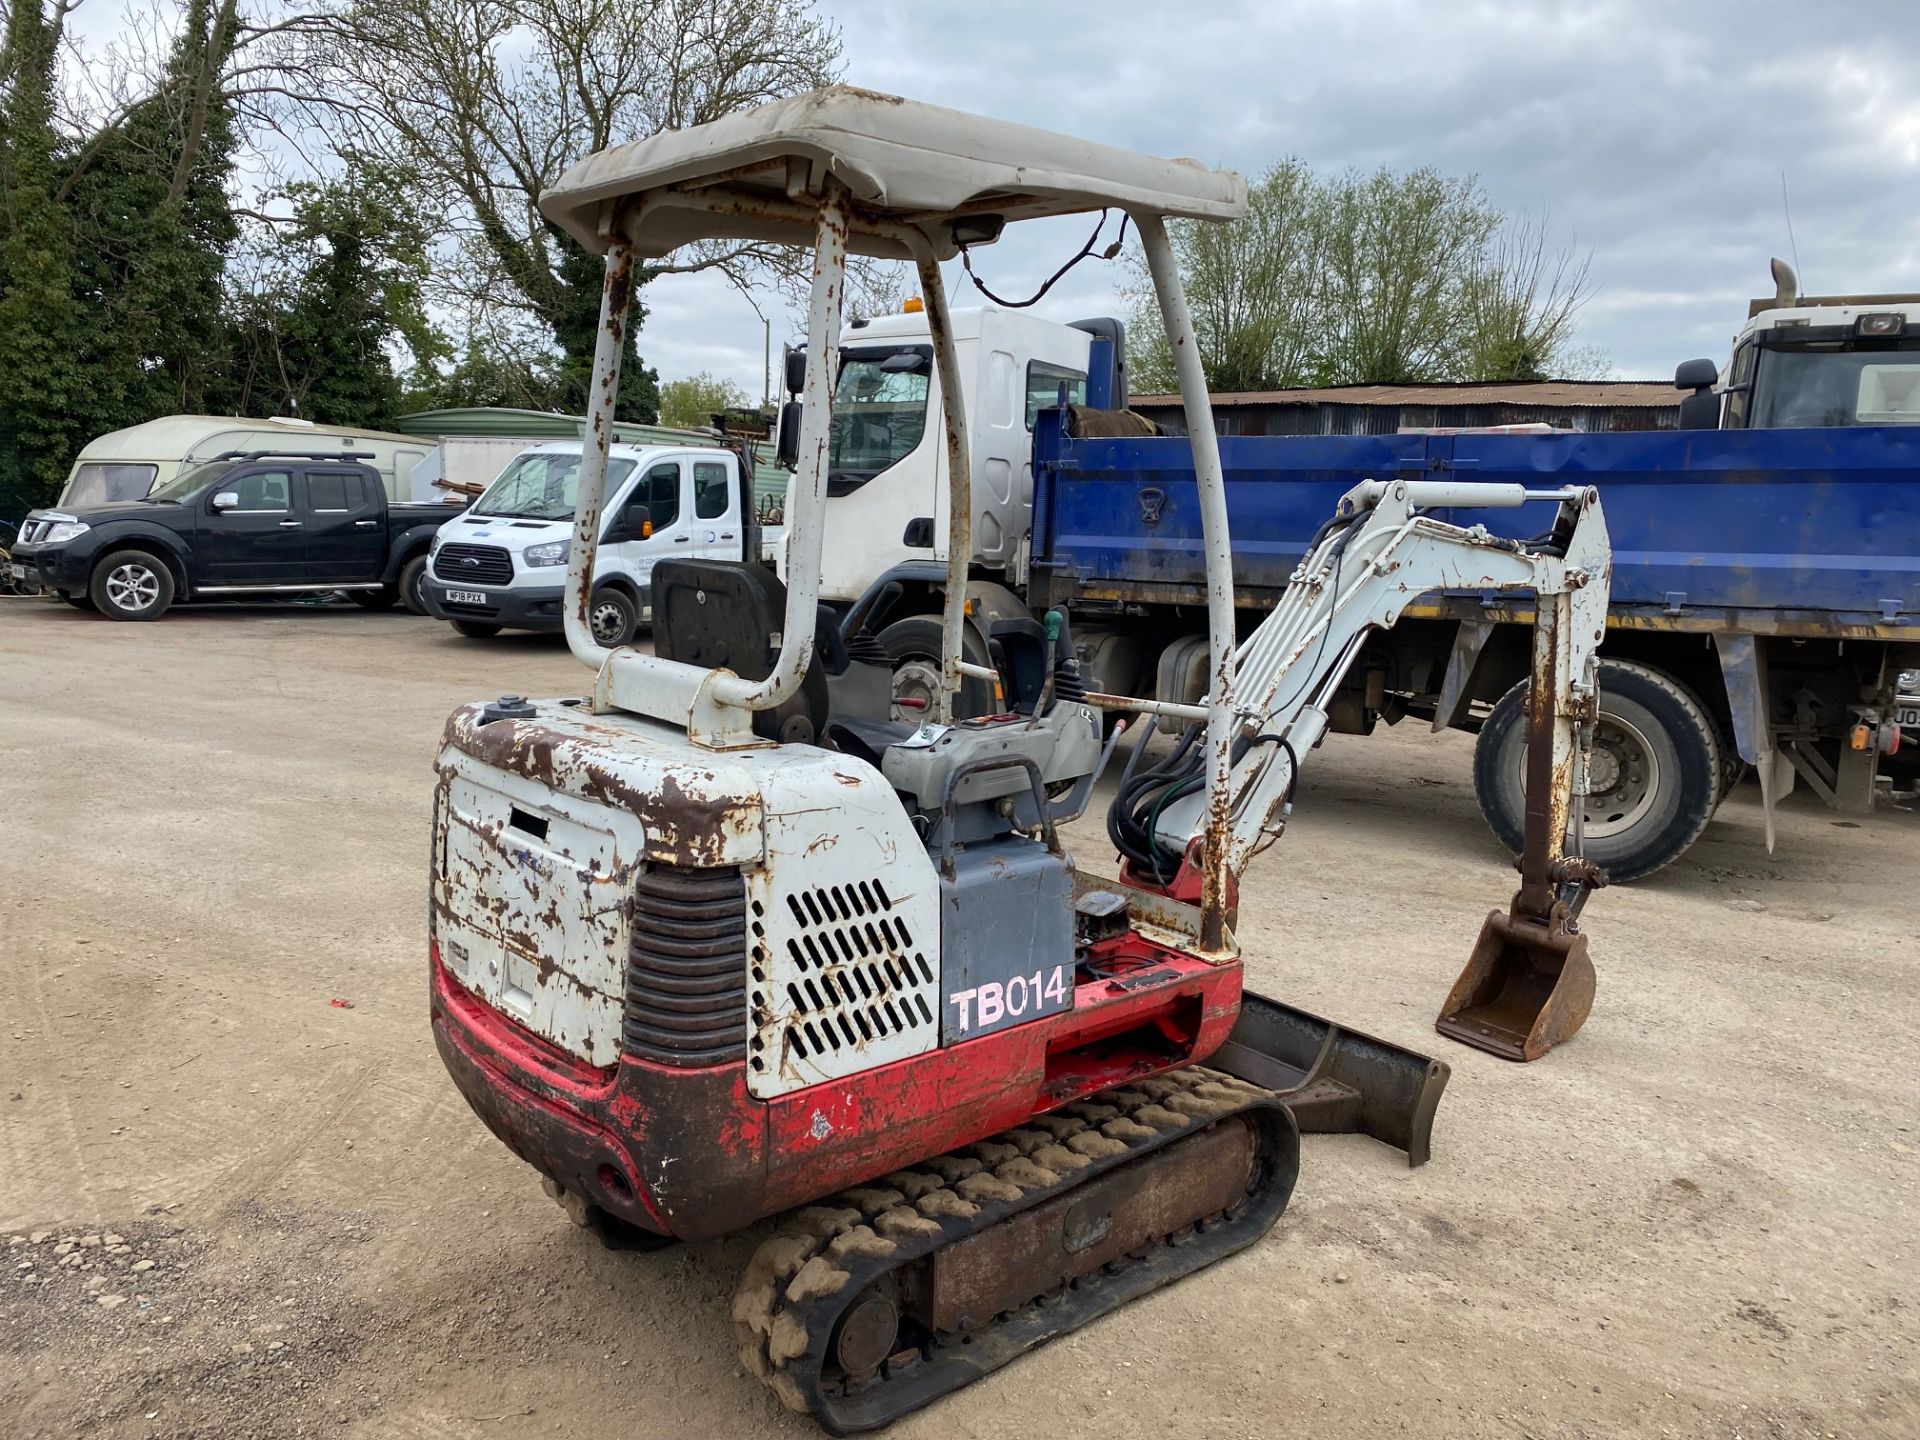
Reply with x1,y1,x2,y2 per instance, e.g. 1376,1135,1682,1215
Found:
60,0,1920,399
649,0,1920,399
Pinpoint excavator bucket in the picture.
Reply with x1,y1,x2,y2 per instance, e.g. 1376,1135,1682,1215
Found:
1436,907,1596,1062
1211,989,1450,1166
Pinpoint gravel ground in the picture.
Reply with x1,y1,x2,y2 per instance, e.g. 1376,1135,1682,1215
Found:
1,597,1914,1440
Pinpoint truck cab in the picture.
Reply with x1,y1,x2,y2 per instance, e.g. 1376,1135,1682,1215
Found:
787,305,1121,604
1675,259,1920,430
423,440,751,645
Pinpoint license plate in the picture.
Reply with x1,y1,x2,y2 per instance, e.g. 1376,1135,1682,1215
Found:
445,589,488,605
1897,704,1920,729
8,564,24,582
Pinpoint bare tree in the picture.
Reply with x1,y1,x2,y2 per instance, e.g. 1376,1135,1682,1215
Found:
278,0,845,408
1457,210,1601,381
1126,158,1327,394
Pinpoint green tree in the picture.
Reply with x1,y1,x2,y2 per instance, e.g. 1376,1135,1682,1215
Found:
1127,159,1327,395
220,172,444,427
0,0,88,513
0,0,242,510
1126,162,1601,394
658,372,749,429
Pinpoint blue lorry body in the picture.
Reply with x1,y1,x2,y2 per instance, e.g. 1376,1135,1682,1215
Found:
1031,419,1920,636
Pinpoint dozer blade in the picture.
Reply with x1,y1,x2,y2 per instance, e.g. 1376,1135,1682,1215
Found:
1436,907,1596,1062
1209,989,1450,1166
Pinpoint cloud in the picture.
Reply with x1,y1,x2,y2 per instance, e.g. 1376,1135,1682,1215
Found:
638,0,1920,390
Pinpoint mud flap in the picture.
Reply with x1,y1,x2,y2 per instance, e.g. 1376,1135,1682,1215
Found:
1436,907,1595,1063
1209,989,1450,1167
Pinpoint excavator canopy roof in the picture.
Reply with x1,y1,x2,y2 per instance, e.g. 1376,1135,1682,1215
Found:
538,86,1247,261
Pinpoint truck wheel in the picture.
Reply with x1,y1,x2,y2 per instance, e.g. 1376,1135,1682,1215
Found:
399,555,430,615
588,588,637,647
1473,657,1720,883
451,619,502,639
348,587,398,609
89,550,175,621
877,615,996,720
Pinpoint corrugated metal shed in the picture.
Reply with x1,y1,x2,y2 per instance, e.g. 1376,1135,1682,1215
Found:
1130,380,1680,437
394,406,789,512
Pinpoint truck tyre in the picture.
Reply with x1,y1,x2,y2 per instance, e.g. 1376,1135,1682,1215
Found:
89,550,175,621
348,587,397,609
451,619,503,639
877,614,996,721
589,588,637,647
1473,657,1720,883
398,555,430,615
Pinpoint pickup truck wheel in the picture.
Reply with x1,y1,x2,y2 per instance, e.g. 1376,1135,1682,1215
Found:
348,587,397,609
589,588,637,647
451,619,502,639
1473,657,1720,883
878,615,996,720
89,550,175,621
399,555,430,615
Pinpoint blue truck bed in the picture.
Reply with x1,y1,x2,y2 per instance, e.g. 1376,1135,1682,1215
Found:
1031,421,1920,638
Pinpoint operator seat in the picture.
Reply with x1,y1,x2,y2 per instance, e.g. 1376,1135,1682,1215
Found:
650,559,830,745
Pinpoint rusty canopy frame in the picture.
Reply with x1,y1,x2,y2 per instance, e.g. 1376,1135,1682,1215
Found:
542,87,1253,947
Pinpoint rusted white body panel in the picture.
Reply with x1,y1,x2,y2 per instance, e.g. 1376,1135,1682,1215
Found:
746,765,940,1100
432,700,938,1079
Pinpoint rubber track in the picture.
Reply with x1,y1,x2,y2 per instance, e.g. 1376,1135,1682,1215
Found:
731,1065,1286,1426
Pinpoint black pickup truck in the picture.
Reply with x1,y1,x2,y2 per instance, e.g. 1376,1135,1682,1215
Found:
10,450,453,621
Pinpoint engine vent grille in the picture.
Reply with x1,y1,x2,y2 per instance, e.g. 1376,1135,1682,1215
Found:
748,877,936,1083
435,542,513,586
625,865,747,1067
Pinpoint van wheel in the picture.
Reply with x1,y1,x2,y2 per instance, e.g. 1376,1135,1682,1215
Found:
877,615,997,720
399,555,430,615
1473,657,1720,883
452,619,502,639
589,588,637,647
90,550,175,621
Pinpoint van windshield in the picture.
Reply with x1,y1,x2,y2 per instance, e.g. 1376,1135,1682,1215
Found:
471,453,637,521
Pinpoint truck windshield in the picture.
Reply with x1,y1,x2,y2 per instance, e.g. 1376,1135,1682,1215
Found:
145,461,231,503
1750,343,1920,427
829,346,931,484
472,453,637,520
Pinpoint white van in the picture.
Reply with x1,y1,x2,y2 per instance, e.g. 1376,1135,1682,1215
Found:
421,441,751,644
59,415,434,508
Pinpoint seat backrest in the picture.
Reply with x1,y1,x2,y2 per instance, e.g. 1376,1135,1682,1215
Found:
650,559,830,744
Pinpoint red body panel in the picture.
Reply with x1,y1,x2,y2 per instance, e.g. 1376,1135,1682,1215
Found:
431,930,1241,1242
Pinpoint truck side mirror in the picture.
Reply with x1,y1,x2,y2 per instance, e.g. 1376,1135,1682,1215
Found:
784,347,807,397
210,491,239,511
1674,358,1718,391
776,400,803,470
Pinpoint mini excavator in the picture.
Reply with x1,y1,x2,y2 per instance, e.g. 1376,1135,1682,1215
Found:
427,88,1612,1432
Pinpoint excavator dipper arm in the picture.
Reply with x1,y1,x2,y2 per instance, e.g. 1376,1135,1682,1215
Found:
1115,475,1614,1061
